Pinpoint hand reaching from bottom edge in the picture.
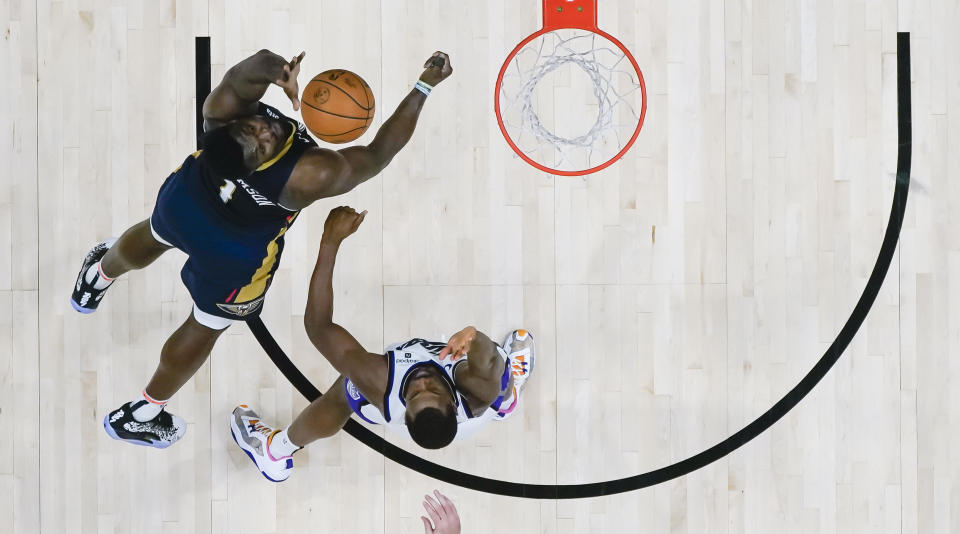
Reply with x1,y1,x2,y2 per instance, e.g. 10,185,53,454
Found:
421,490,461,534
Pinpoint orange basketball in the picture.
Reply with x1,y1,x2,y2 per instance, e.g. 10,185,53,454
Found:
301,69,375,143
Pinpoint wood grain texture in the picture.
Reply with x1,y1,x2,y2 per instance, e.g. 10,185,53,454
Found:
4,0,957,532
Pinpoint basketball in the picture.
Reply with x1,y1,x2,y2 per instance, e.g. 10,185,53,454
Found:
301,69,375,143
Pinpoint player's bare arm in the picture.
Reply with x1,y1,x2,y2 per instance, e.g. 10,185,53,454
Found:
303,206,388,407
439,326,506,406
202,49,305,130
278,52,453,209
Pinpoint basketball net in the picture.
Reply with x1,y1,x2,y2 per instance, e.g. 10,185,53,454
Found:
498,29,643,174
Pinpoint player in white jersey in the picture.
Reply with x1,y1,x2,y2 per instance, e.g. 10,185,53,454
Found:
229,207,535,482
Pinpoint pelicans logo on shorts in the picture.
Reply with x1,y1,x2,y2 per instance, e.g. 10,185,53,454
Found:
347,381,362,401
216,296,265,317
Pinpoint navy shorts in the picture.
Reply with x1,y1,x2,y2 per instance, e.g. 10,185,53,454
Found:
150,172,289,321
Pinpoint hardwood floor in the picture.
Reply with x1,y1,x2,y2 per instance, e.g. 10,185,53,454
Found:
1,1,956,532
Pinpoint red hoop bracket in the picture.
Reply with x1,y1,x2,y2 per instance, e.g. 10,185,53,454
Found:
541,0,598,31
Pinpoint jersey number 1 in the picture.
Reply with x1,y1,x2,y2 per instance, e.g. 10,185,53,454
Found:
219,180,236,203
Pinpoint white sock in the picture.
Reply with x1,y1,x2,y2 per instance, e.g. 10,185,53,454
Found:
269,429,301,458
84,261,115,290
131,390,168,422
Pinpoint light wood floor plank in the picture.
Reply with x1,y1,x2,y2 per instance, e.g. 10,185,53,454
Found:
9,0,960,532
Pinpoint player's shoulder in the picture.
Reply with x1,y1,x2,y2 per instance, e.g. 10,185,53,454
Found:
290,145,344,179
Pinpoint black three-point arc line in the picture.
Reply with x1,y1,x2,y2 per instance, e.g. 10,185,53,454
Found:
196,33,912,499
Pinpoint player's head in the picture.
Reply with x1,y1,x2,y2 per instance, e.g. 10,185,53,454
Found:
403,366,458,449
406,406,457,449
200,115,285,177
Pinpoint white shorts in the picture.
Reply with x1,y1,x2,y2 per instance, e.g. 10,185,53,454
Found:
193,304,233,331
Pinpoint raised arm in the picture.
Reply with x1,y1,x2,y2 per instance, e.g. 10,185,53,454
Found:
303,206,387,401
202,49,305,130
439,326,505,405
281,52,453,208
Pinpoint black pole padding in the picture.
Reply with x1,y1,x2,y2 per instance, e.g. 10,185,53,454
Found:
195,36,211,149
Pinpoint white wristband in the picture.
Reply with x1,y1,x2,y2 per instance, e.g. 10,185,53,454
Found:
414,80,433,96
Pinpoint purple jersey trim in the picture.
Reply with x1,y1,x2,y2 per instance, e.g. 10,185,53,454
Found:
488,357,512,412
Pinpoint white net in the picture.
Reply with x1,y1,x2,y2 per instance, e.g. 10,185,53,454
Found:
498,29,644,174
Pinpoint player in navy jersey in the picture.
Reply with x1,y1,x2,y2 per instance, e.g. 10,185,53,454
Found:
229,207,536,482
70,48,452,449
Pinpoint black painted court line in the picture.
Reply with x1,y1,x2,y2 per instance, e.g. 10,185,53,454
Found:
195,36,210,148
239,33,911,498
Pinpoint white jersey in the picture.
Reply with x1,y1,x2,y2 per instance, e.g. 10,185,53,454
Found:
344,338,511,442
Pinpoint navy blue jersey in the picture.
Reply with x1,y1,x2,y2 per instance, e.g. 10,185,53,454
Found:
150,102,317,320
192,102,318,233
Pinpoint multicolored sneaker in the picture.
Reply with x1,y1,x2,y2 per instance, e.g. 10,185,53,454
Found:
496,329,535,421
70,238,117,313
229,405,293,482
103,401,186,449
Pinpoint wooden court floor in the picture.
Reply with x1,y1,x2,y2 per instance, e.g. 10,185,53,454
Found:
2,1,959,532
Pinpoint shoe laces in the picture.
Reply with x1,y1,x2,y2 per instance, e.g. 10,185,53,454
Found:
511,356,529,376
246,419,274,438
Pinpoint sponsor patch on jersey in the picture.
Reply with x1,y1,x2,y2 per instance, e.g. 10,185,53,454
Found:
216,296,264,317
346,380,362,401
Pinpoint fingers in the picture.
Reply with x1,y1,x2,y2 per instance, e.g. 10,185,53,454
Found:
352,210,367,231
439,52,452,75
440,339,465,360
421,516,434,533
423,495,443,524
444,343,466,361
327,206,368,234
287,52,305,77
424,51,450,69
434,490,451,515
332,205,361,214
435,490,460,519
288,87,301,111
443,327,474,360
276,56,304,111
440,334,462,361
436,51,452,74
425,494,445,520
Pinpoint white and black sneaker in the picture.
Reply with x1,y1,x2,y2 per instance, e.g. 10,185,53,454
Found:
70,238,117,314
103,401,186,449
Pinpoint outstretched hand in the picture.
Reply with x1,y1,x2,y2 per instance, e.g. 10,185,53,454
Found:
421,490,462,534
322,206,367,244
275,51,306,111
438,326,477,361
418,51,453,87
